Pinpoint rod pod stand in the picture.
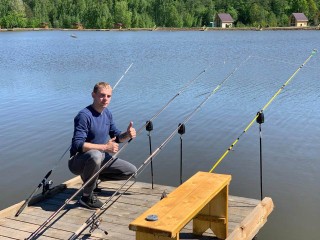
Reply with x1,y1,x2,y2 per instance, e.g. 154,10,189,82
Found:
42,179,53,195
178,123,186,185
146,120,154,189
15,170,53,217
256,110,264,201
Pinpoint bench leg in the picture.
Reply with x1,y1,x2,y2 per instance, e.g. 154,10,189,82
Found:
136,231,179,240
193,185,228,239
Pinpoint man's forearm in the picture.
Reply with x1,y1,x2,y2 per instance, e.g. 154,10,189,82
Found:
82,142,105,152
118,132,130,143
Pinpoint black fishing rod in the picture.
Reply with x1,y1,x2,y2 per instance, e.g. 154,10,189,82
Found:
16,63,133,218
68,60,242,239
25,63,215,240
209,49,317,173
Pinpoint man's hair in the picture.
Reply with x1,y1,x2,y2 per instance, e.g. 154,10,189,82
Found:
93,82,112,93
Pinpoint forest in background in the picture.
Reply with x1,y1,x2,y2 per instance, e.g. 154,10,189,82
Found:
0,0,320,29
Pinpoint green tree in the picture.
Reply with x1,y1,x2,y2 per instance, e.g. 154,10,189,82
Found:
290,0,309,15
0,0,27,28
114,1,132,28
249,3,269,27
1,0,320,29
227,6,239,22
268,12,278,26
33,0,53,26
183,12,194,27
307,0,319,24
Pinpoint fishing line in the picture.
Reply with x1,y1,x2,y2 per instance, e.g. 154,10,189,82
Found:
194,56,251,98
16,63,133,218
25,62,216,240
209,49,317,173
68,60,243,239
250,55,319,70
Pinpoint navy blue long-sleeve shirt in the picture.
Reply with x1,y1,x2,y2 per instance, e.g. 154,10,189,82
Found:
70,105,121,156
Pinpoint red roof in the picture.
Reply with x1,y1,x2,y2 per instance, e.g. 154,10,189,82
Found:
292,13,308,22
217,13,234,23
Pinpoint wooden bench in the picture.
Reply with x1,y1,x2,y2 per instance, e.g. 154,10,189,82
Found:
129,171,232,240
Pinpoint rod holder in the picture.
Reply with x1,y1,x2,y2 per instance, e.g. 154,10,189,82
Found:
146,120,153,131
256,111,264,124
178,123,185,135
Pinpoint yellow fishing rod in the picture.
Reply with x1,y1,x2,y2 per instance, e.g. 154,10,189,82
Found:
209,49,317,173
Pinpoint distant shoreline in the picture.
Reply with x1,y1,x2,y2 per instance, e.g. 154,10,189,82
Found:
1,26,319,32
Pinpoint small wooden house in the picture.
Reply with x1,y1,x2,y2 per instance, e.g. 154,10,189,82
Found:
290,13,308,27
215,13,234,28
115,23,123,29
40,22,49,29
73,22,84,30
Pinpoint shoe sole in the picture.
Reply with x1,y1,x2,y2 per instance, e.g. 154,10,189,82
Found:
79,199,101,210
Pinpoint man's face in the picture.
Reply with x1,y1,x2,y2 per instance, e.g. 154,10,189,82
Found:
92,87,112,109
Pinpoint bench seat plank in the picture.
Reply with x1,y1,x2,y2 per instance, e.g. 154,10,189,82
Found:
129,172,231,239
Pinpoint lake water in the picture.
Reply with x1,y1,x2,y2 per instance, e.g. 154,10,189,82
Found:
0,30,319,239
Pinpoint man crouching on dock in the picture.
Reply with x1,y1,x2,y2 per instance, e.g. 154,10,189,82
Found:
69,82,137,209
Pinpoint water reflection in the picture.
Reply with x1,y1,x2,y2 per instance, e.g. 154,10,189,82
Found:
0,30,319,240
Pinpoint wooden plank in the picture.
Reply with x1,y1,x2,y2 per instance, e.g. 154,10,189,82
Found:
0,225,56,239
129,172,231,238
0,176,81,218
0,175,271,240
226,197,274,240
194,184,228,239
6,211,132,239
17,196,252,240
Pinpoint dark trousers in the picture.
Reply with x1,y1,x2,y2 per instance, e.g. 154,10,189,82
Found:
68,150,137,195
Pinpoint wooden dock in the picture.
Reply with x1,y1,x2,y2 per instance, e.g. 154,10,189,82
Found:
0,176,273,239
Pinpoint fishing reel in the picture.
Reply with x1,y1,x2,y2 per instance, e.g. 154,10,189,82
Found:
89,218,108,235
42,179,53,195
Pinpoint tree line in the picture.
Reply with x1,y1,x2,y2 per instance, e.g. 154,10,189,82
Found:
1,0,319,29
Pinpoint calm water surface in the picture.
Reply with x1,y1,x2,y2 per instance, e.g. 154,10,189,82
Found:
0,30,319,240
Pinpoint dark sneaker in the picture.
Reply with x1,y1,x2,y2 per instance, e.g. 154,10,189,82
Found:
94,180,102,193
93,186,102,193
79,194,103,209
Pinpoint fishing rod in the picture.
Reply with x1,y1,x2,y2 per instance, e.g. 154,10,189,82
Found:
16,63,133,218
69,60,243,239
25,63,215,240
209,49,317,173
15,148,69,217
113,63,133,89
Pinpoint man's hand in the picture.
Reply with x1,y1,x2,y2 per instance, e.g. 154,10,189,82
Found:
127,121,136,139
104,137,119,153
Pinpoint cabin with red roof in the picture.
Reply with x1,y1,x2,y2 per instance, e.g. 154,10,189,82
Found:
289,13,308,27
214,13,234,28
